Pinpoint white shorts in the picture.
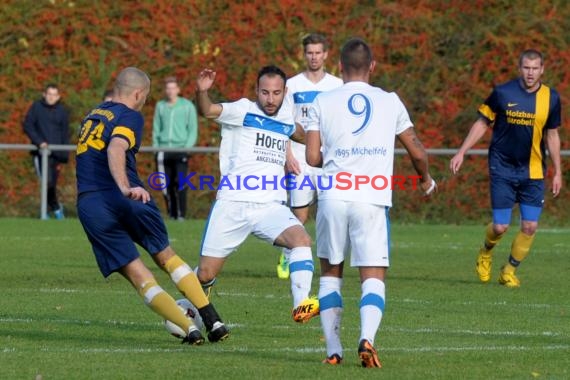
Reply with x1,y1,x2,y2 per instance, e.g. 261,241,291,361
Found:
316,199,390,267
289,165,322,208
201,200,302,258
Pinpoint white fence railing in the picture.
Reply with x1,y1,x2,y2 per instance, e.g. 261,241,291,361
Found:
1,143,568,219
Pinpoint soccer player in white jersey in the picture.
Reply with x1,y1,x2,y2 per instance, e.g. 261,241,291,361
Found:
306,38,437,367
194,65,319,323
276,33,344,280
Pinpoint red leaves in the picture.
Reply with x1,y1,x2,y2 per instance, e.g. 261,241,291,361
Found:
46,36,65,50
1,0,569,219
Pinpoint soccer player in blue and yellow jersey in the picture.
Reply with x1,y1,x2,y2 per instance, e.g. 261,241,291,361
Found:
450,49,562,287
76,67,229,344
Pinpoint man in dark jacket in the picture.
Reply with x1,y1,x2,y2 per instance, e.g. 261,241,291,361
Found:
23,83,70,219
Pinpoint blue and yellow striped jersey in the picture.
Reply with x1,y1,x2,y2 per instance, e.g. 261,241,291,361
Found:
76,101,144,194
478,79,561,179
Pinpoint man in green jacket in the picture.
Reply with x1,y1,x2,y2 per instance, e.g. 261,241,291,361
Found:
153,77,198,220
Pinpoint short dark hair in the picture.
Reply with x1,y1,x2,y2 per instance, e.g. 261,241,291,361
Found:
44,83,59,92
340,38,373,75
302,33,329,52
164,76,178,85
256,65,287,87
519,49,543,67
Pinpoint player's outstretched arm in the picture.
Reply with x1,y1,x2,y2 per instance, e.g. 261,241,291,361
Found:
397,127,436,195
108,137,150,203
546,128,562,197
195,69,223,119
449,118,490,174
306,130,322,168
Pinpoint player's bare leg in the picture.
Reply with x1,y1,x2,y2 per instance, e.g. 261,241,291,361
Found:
357,267,386,368
196,256,226,296
292,206,310,225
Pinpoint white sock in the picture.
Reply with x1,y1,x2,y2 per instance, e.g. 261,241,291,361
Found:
319,276,343,358
359,278,385,346
289,247,313,307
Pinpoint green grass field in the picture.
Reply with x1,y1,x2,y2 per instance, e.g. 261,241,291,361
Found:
0,218,568,379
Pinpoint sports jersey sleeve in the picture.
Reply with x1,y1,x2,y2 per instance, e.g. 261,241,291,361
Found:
546,90,562,129
305,101,321,132
478,89,499,123
394,94,414,135
111,111,143,150
215,98,250,127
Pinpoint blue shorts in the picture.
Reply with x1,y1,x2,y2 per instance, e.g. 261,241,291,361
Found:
490,176,544,224
77,190,170,277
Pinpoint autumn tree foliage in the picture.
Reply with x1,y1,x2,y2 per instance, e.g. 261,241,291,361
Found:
0,0,568,222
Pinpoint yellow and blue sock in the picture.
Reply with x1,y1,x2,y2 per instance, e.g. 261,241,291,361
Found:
504,231,535,273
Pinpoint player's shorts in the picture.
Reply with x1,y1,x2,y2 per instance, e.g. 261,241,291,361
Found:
77,189,170,277
490,176,544,224
200,200,303,258
316,199,390,267
289,164,322,208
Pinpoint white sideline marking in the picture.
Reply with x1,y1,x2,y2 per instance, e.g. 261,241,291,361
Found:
40,288,81,293
1,316,565,340
0,317,242,330
385,345,570,353
217,292,565,309
389,327,561,337
540,228,570,234
12,288,568,309
1,344,566,355
10,288,570,309
272,325,565,338
0,236,79,241
9,289,569,312
0,317,155,327
11,288,130,295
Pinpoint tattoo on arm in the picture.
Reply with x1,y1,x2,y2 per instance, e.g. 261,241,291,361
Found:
411,134,424,150
400,127,429,180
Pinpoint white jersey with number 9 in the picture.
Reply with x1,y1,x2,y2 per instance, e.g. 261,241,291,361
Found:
305,81,413,207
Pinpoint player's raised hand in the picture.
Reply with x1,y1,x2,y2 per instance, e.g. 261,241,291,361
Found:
449,152,464,174
196,69,216,92
126,186,151,203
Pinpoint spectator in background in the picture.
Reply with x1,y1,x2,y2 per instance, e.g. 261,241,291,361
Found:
23,83,70,219
153,77,199,220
